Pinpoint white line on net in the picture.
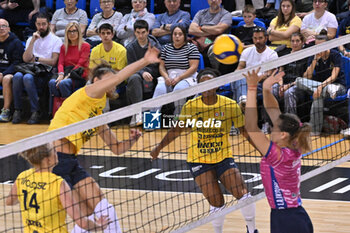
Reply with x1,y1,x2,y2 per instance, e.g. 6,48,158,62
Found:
0,34,349,158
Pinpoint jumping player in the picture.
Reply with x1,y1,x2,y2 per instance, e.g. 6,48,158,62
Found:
6,143,109,232
48,45,160,232
151,68,258,233
244,68,313,233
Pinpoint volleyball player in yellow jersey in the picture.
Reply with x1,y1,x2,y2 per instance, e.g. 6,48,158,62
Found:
151,68,258,233
6,143,109,232
47,45,160,233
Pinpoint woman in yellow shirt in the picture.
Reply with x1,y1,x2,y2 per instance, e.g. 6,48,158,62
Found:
6,143,109,232
267,0,302,56
151,68,258,233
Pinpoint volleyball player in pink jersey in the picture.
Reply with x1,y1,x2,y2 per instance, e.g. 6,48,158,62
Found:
244,68,313,233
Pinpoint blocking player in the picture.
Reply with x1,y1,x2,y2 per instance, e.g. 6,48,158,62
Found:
151,68,258,233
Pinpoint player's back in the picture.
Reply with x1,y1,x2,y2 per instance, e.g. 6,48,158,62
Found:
16,169,67,233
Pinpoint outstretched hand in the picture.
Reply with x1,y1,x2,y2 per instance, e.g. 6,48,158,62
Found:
243,67,263,86
95,215,110,230
150,146,160,161
130,128,142,141
263,69,285,90
144,44,161,64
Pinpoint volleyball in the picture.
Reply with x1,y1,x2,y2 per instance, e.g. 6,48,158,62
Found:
212,34,243,64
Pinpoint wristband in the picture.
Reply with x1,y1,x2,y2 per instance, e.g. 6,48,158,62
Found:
58,72,64,75
35,57,39,62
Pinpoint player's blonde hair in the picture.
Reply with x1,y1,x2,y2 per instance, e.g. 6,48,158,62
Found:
19,144,54,165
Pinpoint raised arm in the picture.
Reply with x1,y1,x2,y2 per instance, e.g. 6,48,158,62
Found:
60,181,108,231
98,125,142,155
85,45,160,99
262,70,284,123
244,68,270,155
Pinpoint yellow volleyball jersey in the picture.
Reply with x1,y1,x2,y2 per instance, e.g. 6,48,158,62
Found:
179,95,244,164
16,169,67,233
48,87,106,153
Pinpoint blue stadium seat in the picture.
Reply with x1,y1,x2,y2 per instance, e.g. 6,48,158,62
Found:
190,0,209,19
45,0,54,10
56,0,86,10
90,0,102,18
236,18,266,29
198,53,205,71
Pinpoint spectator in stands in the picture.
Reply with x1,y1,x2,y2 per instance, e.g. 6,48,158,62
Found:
50,0,88,41
151,0,190,46
296,34,347,135
230,27,278,135
301,0,338,44
152,25,200,116
90,23,127,111
86,0,123,48
127,20,161,127
90,23,127,73
265,0,281,11
115,0,132,15
0,19,24,122
267,0,302,56
232,5,258,49
48,22,90,116
338,11,350,57
277,32,309,115
117,0,155,47
296,0,314,18
188,0,231,70
234,0,263,11
12,13,62,124
0,0,40,29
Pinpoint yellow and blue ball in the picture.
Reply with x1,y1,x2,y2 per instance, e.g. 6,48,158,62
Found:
212,34,243,65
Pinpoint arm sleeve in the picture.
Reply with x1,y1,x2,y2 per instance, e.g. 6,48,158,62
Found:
78,10,89,25
116,15,133,39
57,45,65,73
220,11,232,26
73,43,91,70
170,11,191,31
3,40,24,76
89,48,98,69
116,48,127,70
327,12,338,29
142,13,156,29
151,14,163,30
87,14,100,31
51,10,59,25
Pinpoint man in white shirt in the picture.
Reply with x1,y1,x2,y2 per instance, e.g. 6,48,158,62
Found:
12,13,62,124
301,0,338,43
231,27,278,134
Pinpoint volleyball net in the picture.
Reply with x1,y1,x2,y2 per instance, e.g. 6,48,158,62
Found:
1,35,350,232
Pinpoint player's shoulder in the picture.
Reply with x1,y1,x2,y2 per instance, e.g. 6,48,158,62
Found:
217,95,238,106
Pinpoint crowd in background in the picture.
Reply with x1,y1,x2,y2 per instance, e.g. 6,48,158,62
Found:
0,0,349,137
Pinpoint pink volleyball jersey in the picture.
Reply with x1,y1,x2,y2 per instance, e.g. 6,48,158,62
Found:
260,142,302,209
